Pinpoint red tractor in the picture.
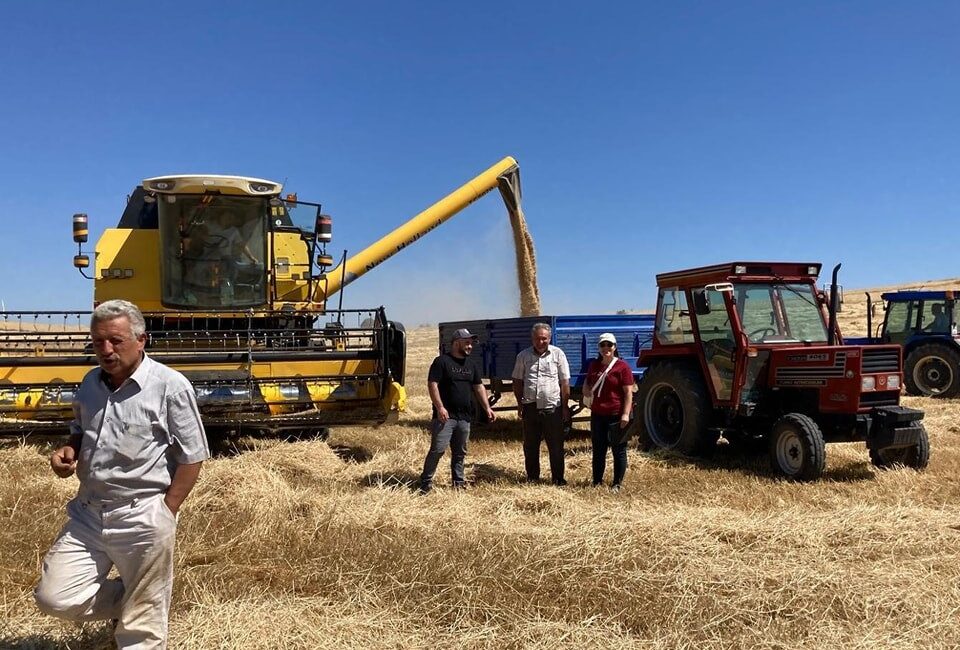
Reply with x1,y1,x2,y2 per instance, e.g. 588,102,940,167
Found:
636,262,929,480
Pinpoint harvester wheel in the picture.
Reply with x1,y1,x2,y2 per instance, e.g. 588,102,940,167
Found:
904,343,960,398
769,413,825,481
869,423,930,470
637,362,715,456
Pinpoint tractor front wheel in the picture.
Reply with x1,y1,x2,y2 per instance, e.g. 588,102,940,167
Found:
637,362,715,456
904,343,960,397
869,424,930,470
769,413,826,481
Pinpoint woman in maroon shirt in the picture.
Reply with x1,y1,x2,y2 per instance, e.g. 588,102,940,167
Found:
583,332,634,490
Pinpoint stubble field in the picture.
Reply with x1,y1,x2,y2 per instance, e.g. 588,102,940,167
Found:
1,282,960,649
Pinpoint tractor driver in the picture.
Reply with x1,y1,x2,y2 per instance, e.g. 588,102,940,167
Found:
926,303,949,332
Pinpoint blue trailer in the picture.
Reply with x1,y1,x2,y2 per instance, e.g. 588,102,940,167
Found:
437,314,655,410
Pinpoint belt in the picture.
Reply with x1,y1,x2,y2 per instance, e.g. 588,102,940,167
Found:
76,492,160,512
522,403,559,413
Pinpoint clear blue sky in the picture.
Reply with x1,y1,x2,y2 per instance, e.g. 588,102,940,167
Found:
1,2,957,325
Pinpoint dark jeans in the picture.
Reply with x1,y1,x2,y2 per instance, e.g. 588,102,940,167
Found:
420,418,471,488
521,403,565,483
591,413,628,486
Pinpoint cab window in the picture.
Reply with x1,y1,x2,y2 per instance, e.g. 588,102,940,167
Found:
884,300,916,344
656,288,695,344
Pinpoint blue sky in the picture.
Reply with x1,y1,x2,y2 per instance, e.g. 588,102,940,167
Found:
1,2,957,325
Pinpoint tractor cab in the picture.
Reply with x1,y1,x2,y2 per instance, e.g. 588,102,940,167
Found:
878,291,957,345
637,262,928,480
647,262,831,407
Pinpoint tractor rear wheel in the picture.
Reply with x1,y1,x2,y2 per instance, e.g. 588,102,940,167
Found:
637,362,715,456
869,423,930,470
769,413,825,481
904,343,960,397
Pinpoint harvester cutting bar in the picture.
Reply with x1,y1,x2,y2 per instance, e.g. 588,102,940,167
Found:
0,309,387,356
0,308,405,434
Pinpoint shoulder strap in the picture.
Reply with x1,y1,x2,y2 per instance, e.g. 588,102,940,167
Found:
590,358,618,396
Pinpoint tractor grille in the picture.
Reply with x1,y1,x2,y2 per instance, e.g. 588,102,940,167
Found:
861,347,899,373
860,391,900,408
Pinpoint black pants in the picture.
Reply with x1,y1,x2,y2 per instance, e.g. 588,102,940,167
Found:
521,403,565,483
591,413,628,486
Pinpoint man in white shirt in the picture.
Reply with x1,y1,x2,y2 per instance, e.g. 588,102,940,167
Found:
35,299,209,649
512,322,571,485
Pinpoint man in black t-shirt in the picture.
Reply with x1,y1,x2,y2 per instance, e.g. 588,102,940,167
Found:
419,328,496,492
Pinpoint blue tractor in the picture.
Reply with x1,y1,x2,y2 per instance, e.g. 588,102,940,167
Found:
856,290,959,397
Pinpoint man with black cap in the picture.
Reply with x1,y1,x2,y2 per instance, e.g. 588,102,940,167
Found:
419,328,496,493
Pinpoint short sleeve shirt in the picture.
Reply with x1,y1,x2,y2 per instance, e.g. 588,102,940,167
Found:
512,345,571,409
585,358,635,416
428,353,482,420
72,354,209,504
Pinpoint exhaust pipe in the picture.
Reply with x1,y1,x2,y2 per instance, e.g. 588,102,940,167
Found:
827,263,841,346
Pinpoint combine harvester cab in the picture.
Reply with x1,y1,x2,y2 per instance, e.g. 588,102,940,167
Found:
1,158,525,435
635,262,929,480
848,290,960,398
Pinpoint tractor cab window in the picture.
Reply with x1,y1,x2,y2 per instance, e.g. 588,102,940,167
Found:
920,300,950,333
656,288,695,345
158,194,269,309
694,287,735,400
736,283,827,343
883,300,916,345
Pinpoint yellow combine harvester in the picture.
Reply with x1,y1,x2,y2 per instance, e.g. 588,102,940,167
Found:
0,157,523,434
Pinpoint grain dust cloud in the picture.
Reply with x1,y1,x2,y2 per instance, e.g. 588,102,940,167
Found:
508,205,541,317
498,167,541,317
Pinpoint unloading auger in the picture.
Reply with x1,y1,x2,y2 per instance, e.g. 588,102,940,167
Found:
0,158,524,434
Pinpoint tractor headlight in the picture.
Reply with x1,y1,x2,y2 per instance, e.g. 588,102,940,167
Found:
861,376,876,391
887,375,900,390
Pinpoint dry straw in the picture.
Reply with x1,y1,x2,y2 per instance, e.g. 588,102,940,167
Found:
2,291,960,648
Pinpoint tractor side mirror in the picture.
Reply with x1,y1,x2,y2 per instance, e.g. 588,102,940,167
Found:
692,289,710,315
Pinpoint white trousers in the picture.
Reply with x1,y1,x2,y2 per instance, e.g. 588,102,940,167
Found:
35,493,177,650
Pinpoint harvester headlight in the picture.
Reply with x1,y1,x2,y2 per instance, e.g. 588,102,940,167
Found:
861,376,876,391
151,180,175,191
887,375,900,390
249,182,276,193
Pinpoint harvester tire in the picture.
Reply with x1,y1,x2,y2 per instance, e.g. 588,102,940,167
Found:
869,423,930,471
769,413,825,481
904,343,960,398
637,362,716,456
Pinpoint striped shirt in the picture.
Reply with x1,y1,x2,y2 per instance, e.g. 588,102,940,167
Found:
512,345,571,409
72,353,209,504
